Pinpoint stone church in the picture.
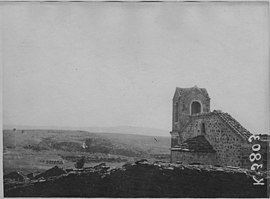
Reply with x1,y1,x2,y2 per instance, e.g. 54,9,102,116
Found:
170,86,265,169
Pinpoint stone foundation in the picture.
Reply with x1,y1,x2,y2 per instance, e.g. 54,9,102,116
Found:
171,150,216,165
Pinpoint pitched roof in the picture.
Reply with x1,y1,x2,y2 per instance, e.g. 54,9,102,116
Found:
175,86,209,99
215,111,252,140
175,135,216,153
189,110,253,140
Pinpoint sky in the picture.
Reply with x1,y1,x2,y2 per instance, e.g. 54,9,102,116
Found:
2,2,269,135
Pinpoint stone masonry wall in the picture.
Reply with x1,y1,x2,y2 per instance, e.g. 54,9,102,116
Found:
171,150,216,165
173,89,210,132
170,131,180,147
179,114,250,168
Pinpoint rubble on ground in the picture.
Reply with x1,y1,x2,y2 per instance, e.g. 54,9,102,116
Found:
4,160,268,198
34,166,67,179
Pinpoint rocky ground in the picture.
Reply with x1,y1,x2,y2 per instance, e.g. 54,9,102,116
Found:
4,160,268,198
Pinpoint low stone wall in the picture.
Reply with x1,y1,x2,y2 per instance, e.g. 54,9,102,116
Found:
171,150,216,165
4,161,267,198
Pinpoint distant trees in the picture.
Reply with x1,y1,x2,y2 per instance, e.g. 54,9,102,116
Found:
84,138,111,154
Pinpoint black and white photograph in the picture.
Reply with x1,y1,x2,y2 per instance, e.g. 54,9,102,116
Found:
1,1,269,198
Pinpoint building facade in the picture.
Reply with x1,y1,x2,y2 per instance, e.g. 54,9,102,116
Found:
170,86,262,169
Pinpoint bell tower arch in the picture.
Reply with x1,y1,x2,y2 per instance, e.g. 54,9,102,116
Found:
170,86,211,141
170,86,210,148
190,100,202,115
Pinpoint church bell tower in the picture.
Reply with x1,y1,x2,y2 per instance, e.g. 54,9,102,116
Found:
170,86,210,147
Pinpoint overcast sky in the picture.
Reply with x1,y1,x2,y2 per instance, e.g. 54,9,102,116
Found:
2,2,269,135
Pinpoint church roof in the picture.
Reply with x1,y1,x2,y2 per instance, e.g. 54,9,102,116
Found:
215,111,252,140
175,135,216,153
175,86,209,99
189,110,253,140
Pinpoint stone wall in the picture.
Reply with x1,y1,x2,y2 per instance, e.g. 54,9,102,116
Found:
241,139,268,170
171,150,216,165
170,87,258,170
170,131,179,147
179,113,250,168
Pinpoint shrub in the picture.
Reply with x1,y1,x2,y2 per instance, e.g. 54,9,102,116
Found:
75,156,85,169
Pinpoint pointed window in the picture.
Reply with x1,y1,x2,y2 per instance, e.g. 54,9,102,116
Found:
201,123,206,135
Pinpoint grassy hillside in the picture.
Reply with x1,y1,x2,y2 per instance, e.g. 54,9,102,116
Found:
4,125,169,137
3,129,170,174
3,129,170,155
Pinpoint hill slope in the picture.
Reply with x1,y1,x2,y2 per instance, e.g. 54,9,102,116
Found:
3,129,170,156
3,129,170,174
4,125,169,137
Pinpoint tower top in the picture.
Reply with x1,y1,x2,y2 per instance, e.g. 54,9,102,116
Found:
172,86,211,131
175,86,210,100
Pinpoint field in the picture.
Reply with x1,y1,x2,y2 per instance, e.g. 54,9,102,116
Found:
3,129,170,175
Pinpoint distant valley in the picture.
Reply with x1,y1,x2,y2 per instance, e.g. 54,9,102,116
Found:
3,128,170,175
4,125,169,137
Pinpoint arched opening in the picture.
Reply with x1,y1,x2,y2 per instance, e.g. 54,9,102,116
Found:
191,101,201,115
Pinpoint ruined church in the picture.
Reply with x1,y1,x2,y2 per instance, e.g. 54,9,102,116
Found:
170,86,263,169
